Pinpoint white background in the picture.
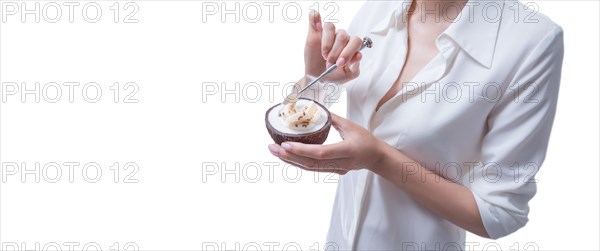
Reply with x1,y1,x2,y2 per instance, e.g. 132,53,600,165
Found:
0,1,598,250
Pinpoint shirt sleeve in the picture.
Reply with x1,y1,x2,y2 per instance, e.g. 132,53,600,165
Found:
467,26,564,239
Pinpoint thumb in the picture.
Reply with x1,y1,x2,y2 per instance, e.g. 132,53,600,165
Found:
346,52,362,77
330,112,350,138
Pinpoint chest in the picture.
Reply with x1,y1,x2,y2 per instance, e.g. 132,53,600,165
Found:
376,22,451,111
399,24,446,84
347,42,508,165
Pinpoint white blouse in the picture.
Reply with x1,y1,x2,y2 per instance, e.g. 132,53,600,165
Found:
303,0,564,250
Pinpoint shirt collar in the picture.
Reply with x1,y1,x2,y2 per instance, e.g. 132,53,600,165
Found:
369,0,411,34
369,0,504,69
443,0,505,68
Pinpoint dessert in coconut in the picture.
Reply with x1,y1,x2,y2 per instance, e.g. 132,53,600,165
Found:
265,98,332,145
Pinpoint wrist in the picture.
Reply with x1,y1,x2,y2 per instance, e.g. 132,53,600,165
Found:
367,139,389,174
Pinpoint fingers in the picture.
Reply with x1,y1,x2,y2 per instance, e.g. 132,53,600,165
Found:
325,30,350,68
275,147,350,174
321,22,336,59
280,156,347,175
305,11,326,76
306,11,322,48
281,141,350,159
321,26,363,71
337,36,363,67
349,51,363,65
344,52,362,79
309,10,322,33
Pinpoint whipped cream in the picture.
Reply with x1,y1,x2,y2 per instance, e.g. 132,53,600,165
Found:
268,99,326,134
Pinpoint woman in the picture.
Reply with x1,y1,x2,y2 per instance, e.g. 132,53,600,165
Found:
268,0,563,249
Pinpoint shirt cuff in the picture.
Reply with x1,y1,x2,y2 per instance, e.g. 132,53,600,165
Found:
471,189,529,239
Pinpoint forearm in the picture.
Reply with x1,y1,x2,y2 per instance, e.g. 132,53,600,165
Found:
370,142,490,238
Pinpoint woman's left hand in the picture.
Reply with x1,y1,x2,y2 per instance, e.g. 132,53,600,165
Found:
268,113,385,175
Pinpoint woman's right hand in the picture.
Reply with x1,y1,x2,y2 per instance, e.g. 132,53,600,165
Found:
304,11,364,84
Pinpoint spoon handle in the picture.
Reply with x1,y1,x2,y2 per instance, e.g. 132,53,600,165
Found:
283,36,373,105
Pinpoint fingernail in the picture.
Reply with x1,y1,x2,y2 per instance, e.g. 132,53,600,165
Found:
268,144,280,156
336,57,346,66
281,142,292,151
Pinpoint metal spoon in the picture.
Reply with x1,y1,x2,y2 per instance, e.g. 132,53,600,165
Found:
283,36,373,105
